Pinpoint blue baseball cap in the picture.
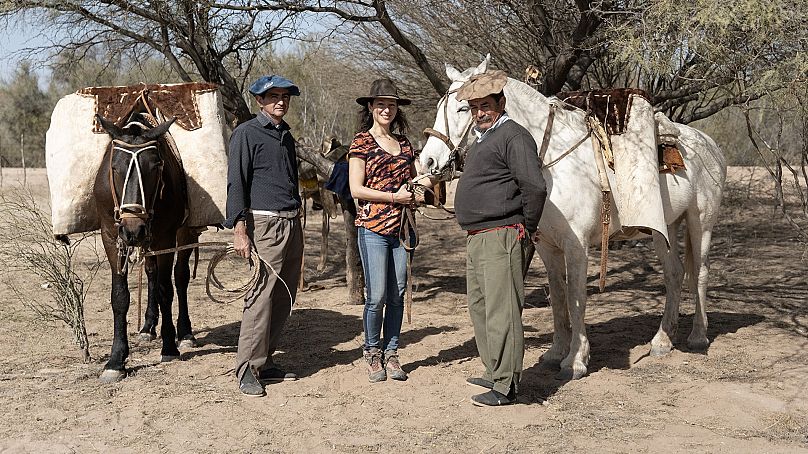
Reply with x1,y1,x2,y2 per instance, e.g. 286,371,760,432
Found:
248,75,300,96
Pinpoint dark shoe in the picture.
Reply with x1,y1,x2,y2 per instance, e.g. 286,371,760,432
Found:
384,351,408,381
466,377,494,389
239,368,265,397
258,367,298,383
471,387,517,407
364,348,386,383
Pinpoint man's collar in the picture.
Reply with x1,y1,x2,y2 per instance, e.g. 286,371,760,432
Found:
257,109,287,130
474,111,510,142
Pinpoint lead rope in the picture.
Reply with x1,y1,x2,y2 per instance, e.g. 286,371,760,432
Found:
131,241,288,327
398,179,420,323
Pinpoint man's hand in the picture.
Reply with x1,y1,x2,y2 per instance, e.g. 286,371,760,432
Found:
530,229,542,245
233,220,251,258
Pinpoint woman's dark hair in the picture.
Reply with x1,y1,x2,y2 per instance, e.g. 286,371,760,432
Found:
358,101,410,135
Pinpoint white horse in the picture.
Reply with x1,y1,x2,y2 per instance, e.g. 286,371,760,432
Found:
420,57,727,379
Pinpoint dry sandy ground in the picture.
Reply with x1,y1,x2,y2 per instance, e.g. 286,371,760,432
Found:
0,167,806,453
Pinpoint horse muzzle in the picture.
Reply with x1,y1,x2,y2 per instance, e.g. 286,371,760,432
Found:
117,216,151,247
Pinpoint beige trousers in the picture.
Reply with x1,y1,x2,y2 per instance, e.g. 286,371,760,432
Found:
235,213,303,379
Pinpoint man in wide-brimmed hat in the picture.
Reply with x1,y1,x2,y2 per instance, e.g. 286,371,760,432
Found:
453,69,547,406
225,74,304,397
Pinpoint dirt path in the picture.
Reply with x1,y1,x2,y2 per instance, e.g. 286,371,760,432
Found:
0,167,806,453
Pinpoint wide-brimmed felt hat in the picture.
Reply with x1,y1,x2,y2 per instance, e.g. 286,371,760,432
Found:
355,78,411,106
456,70,508,101
249,75,301,96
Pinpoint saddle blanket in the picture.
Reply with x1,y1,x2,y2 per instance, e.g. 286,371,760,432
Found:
556,88,670,247
46,83,229,235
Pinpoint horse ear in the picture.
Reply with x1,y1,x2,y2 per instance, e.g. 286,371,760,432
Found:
96,114,123,138
445,63,462,81
472,54,491,75
143,117,176,141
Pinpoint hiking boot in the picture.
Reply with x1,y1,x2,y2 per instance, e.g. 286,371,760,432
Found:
384,351,408,381
239,367,265,397
364,348,386,383
258,367,298,383
471,384,517,407
466,377,494,389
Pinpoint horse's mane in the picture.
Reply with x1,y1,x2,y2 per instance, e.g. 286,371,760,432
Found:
504,78,547,105
504,77,586,129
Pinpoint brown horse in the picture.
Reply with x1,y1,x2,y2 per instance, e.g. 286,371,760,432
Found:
94,113,199,383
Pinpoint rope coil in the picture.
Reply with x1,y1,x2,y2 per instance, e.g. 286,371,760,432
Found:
205,245,263,304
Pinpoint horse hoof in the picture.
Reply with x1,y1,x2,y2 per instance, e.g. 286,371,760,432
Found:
161,354,180,363
650,344,673,357
99,369,126,383
139,332,156,342
555,366,587,381
178,337,197,349
687,336,710,352
538,354,562,369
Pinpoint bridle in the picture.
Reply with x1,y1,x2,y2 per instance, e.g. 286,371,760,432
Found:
422,87,475,179
108,138,164,223
108,137,165,273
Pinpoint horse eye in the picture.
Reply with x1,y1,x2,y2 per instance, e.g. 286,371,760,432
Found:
457,105,470,113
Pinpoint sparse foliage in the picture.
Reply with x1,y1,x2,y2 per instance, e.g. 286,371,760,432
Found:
0,187,102,362
0,62,52,167
1,1,303,123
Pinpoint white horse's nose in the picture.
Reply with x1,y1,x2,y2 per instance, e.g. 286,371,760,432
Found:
425,157,435,172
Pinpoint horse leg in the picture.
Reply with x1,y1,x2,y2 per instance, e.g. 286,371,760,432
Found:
685,213,713,351
153,253,180,362
174,228,198,349
537,243,571,367
558,243,590,380
138,264,159,341
100,271,131,383
650,220,684,356
98,230,130,383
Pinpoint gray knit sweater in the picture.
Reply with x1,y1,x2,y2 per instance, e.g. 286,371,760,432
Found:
454,120,547,234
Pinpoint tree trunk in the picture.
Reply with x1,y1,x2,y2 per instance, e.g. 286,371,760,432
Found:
340,196,364,305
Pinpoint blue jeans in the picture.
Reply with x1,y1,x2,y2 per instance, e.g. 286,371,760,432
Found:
357,227,410,353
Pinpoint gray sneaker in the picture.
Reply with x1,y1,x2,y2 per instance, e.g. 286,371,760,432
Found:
364,348,387,383
239,367,265,397
384,351,408,381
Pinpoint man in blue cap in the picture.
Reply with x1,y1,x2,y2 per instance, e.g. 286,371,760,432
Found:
225,75,304,397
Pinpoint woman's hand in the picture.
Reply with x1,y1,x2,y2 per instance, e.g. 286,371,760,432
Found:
392,185,414,204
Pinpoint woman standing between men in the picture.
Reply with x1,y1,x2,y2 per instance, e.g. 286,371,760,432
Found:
348,78,416,383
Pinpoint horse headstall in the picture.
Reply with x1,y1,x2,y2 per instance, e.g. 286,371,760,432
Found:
108,138,164,224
